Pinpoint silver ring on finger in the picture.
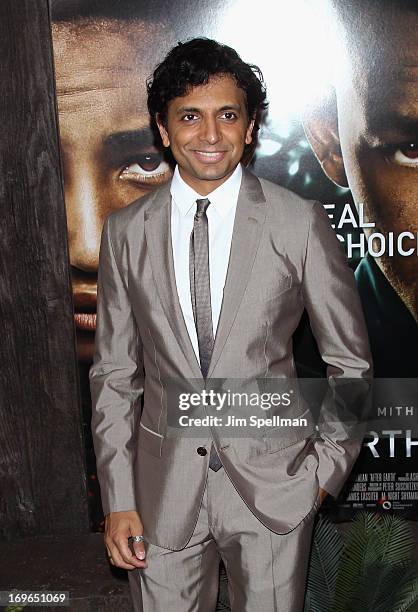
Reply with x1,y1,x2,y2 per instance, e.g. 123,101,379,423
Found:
131,535,145,542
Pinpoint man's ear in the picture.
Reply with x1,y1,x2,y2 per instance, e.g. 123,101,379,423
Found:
156,113,170,148
302,91,349,188
242,117,257,166
245,117,255,145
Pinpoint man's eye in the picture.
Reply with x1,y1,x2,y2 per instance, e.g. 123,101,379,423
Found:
221,112,236,120
119,153,171,184
183,114,198,121
390,143,418,167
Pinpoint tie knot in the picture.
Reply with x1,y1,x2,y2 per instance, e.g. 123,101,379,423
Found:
195,198,210,217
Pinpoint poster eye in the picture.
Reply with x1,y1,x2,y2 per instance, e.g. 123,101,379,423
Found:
120,153,171,183
392,143,418,166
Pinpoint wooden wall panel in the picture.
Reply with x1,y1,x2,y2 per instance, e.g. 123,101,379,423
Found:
0,0,89,538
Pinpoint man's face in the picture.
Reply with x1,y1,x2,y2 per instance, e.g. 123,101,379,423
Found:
307,7,418,321
52,21,173,361
157,74,254,196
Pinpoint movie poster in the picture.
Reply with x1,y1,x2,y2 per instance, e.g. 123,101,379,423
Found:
49,0,418,530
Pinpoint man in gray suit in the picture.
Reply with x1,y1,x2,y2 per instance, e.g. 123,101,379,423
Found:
89,38,372,611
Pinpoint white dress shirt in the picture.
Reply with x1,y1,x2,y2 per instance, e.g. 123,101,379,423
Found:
170,163,243,363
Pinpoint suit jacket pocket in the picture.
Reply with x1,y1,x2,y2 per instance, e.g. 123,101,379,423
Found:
263,416,316,453
245,273,293,304
139,422,164,457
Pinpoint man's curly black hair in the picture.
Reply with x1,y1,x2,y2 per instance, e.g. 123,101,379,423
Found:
147,38,268,134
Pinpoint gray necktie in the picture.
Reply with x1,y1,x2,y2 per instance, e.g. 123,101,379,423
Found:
189,198,222,472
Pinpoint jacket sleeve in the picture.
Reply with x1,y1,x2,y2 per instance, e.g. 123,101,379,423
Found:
89,214,144,516
301,201,373,499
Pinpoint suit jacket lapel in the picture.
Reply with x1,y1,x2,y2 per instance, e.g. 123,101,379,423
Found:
144,185,203,379
207,169,267,378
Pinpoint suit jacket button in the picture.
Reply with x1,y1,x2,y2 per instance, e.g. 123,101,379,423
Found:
197,447,207,456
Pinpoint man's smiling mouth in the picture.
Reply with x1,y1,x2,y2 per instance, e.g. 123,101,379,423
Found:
192,150,227,162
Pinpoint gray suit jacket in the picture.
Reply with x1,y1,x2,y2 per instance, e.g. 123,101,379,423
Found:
89,168,372,550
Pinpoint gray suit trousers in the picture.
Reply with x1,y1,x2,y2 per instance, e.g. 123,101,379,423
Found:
128,467,320,612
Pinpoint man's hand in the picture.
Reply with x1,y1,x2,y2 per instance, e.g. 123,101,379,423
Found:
105,510,148,570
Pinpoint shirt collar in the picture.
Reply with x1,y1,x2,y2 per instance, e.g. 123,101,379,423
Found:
170,163,243,218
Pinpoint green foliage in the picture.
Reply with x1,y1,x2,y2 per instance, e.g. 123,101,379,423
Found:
304,512,418,612
304,515,344,612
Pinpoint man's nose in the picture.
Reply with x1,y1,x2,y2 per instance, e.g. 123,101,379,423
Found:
65,171,106,273
199,116,221,144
